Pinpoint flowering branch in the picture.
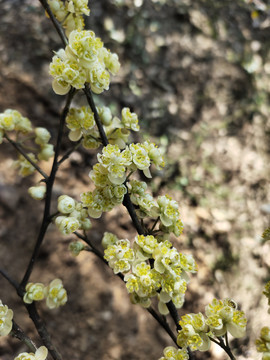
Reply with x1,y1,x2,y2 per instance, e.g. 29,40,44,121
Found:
73,231,181,347
4,133,49,180
0,269,61,360
20,87,75,290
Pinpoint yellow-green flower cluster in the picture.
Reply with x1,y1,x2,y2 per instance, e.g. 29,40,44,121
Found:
0,109,54,177
177,298,247,353
81,141,164,218
68,240,85,256
178,313,210,351
14,153,38,177
102,233,196,313
256,327,270,360
103,107,140,149
205,298,246,338
66,106,95,141
49,29,120,95
158,195,184,237
263,281,270,312
104,239,135,274
35,127,55,161
23,283,45,304
14,346,48,360
55,195,92,234
127,180,159,218
44,279,68,309
48,0,90,36
127,182,183,237
256,282,270,359
66,105,140,151
0,109,32,143
0,300,13,336
23,279,67,310
1,110,36,176
81,183,127,218
159,346,189,360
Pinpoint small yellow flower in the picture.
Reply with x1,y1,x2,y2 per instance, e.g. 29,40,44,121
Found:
14,346,48,360
0,300,13,336
44,279,67,309
28,185,46,201
23,283,45,304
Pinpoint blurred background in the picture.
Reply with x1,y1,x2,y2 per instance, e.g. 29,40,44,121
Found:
0,0,270,359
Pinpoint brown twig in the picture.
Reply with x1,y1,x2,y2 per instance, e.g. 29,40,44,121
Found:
11,321,37,353
26,303,62,360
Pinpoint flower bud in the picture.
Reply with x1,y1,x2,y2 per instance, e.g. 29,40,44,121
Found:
0,300,13,336
68,241,85,256
57,195,76,214
38,144,55,161
98,106,112,126
28,185,46,200
35,127,51,145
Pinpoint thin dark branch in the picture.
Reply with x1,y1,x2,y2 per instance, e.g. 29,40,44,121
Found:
0,268,21,295
208,336,236,360
4,134,48,180
27,303,62,360
11,321,37,352
58,139,82,165
166,300,181,331
217,337,236,360
83,85,109,147
122,191,147,235
20,88,75,290
147,306,177,345
39,0,68,46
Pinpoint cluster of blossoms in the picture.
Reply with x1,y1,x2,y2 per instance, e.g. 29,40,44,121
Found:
34,127,54,161
65,106,140,150
0,109,54,177
49,29,120,95
103,232,196,313
0,109,32,143
256,281,270,359
256,327,270,360
68,240,86,256
159,346,189,360
14,346,48,360
128,181,183,237
80,141,164,218
177,298,247,352
55,195,92,235
48,0,90,36
0,300,13,336
23,279,67,309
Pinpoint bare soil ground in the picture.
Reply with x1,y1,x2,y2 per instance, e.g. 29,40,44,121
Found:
0,0,270,359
